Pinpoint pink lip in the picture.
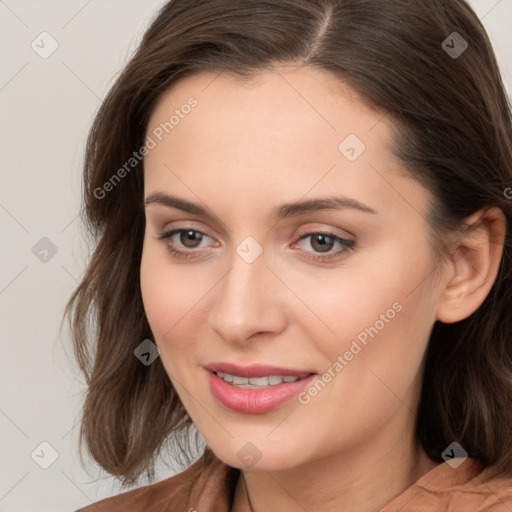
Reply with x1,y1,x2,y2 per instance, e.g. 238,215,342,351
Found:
204,362,313,378
204,363,316,414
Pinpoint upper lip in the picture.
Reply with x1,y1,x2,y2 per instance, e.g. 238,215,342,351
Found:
204,362,315,378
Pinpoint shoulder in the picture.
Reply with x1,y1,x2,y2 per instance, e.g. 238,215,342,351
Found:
74,449,239,512
384,458,512,512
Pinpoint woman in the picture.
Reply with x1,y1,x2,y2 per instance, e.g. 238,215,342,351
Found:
67,0,512,510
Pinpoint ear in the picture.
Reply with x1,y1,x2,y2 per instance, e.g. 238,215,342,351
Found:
436,206,507,324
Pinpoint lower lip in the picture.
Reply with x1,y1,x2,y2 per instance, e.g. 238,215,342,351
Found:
206,370,317,414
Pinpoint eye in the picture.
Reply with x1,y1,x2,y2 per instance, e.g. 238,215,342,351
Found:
293,231,355,262
157,228,215,258
156,227,355,263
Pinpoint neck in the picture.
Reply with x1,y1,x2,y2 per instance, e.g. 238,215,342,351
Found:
232,409,439,512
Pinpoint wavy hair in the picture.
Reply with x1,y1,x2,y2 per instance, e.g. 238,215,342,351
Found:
63,0,512,488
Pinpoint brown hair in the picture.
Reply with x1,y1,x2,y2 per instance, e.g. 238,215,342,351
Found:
63,0,512,488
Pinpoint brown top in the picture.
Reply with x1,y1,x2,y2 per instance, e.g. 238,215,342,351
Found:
75,449,512,512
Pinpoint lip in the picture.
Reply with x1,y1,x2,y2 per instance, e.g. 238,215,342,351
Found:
204,363,317,414
204,362,314,378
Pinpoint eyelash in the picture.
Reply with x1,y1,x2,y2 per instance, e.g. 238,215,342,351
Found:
156,228,355,262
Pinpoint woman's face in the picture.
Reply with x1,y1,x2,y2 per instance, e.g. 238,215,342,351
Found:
140,65,445,470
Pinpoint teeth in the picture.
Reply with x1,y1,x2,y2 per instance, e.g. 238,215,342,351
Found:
216,372,302,388
249,376,269,386
269,375,283,385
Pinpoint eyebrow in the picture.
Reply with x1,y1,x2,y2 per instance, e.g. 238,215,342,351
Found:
144,191,378,219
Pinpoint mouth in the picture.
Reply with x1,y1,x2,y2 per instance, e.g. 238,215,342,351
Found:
204,362,317,413
214,371,310,389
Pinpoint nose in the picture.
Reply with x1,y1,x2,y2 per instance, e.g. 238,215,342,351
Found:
208,246,287,345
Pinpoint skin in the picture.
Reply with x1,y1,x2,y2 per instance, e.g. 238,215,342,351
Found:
140,64,506,512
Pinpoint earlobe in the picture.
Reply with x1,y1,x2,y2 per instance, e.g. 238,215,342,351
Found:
436,207,506,324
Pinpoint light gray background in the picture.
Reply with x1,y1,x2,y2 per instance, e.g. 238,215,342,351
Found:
1,1,511,511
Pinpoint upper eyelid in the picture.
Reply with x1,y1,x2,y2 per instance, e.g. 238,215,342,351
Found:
157,219,354,240
161,227,354,249
161,228,215,242
161,229,354,265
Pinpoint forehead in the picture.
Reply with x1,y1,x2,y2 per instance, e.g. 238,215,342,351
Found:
145,64,392,174
143,65,429,223
147,64,383,141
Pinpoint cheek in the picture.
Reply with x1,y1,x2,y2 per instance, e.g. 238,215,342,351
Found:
140,242,190,344
301,239,435,389
305,283,408,375
139,241,213,364
290,263,407,355
140,247,170,333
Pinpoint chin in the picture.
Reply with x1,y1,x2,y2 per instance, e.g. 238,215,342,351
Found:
207,438,310,472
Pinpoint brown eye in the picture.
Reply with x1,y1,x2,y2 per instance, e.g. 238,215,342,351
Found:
157,228,214,258
179,230,204,248
309,234,335,253
294,231,355,262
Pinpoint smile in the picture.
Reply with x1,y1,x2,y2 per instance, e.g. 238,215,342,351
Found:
215,372,307,388
204,363,317,414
